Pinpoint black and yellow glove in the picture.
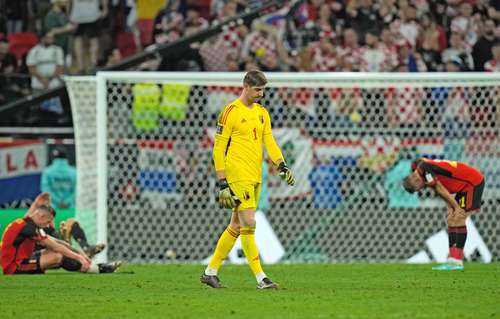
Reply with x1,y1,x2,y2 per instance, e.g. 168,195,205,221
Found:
217,179,237,209
278,162,295,186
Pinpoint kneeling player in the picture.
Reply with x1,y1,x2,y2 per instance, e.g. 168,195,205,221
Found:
403,158,484,270
1,205,120,275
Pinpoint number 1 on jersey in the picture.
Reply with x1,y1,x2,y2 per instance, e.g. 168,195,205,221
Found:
253,127,257,140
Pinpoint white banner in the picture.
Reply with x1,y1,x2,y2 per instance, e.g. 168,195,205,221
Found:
0,143,47,179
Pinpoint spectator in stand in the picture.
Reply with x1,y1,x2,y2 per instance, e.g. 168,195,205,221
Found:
241,20,289,72
104,47,123,67
26,31,64,92
289,48,313,72
472,19,498,71
44,0,76,60
210,0,247,19
445,0,463,20
110,0,141,48
309,34,341,72
391,4,420,48
359,29,397,72
69,0,108,74
242,58,260,71
484,41,500,72
314,3,335,39
5,0,30,33
152,0,183,45
338,28,360,71
0,38,22,104
473,0,495,20
303,0,325,25
199,0,247,71
346,0,383,41
184,6,209,35
419,13,447,71
0,39,17,74
441,32,474,71
328,1,348,33
179,5,209,70
380,26,399,67
450,2,480,50
397,42,427,72
379,0,399,25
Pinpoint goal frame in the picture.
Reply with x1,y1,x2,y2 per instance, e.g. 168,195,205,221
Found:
94,71,500,263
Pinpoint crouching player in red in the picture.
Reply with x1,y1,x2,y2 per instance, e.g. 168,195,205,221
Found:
1,204,119,275
403,158,485,270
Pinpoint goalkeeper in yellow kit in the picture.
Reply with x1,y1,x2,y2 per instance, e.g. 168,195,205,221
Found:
201,70,295,289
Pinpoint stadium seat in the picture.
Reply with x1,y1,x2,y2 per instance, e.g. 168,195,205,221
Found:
116,31,137,58
8,32,38,62
137,19,153,47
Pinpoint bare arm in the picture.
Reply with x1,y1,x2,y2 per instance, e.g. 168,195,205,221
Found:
433,180,460,209
48,235,84,255
42,236,86,261
41,237,90,270
52,65,64,79
48,23,76,36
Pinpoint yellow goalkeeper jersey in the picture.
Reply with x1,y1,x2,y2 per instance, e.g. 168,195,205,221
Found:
213,98,284,183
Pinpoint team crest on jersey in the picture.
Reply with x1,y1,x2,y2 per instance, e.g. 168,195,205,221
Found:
216,124,223,134
259,115,263,124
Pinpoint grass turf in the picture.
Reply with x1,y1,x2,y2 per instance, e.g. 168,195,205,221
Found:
0,263,498,319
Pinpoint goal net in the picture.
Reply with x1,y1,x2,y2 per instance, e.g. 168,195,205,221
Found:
66,72,500,264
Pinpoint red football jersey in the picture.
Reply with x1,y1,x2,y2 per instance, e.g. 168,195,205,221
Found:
412,158,484,193
0,218,47,275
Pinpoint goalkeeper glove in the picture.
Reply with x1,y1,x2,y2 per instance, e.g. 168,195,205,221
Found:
217,179,237,209
278,162,295,186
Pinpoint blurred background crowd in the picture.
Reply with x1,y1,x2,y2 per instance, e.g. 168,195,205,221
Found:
0,0,499,105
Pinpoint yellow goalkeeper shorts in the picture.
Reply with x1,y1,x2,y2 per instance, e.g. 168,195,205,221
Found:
229,181,261,212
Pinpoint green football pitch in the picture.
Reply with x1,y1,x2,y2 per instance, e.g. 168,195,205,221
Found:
0,263,498,319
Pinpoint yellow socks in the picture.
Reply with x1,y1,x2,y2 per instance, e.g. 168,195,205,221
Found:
240,227,264,276
207,226,239,274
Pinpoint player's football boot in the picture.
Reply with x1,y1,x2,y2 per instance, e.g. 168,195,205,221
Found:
257,277,279,289
59,221,72,243
84,244,106,258
200,274,225,288
98,260,122,273
432,263,464,271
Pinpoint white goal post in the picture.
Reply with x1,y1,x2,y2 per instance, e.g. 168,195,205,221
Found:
66,72,500,264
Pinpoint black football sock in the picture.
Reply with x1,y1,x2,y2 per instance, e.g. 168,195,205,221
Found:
455,226,467,249
71,222,89,250
448,226,457,248
61,257,82,272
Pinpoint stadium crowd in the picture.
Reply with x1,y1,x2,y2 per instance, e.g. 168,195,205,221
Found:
0,0,500,105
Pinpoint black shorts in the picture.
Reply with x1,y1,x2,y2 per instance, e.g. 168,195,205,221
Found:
74,20,100,38
14,250,44,274
455,179,485,212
